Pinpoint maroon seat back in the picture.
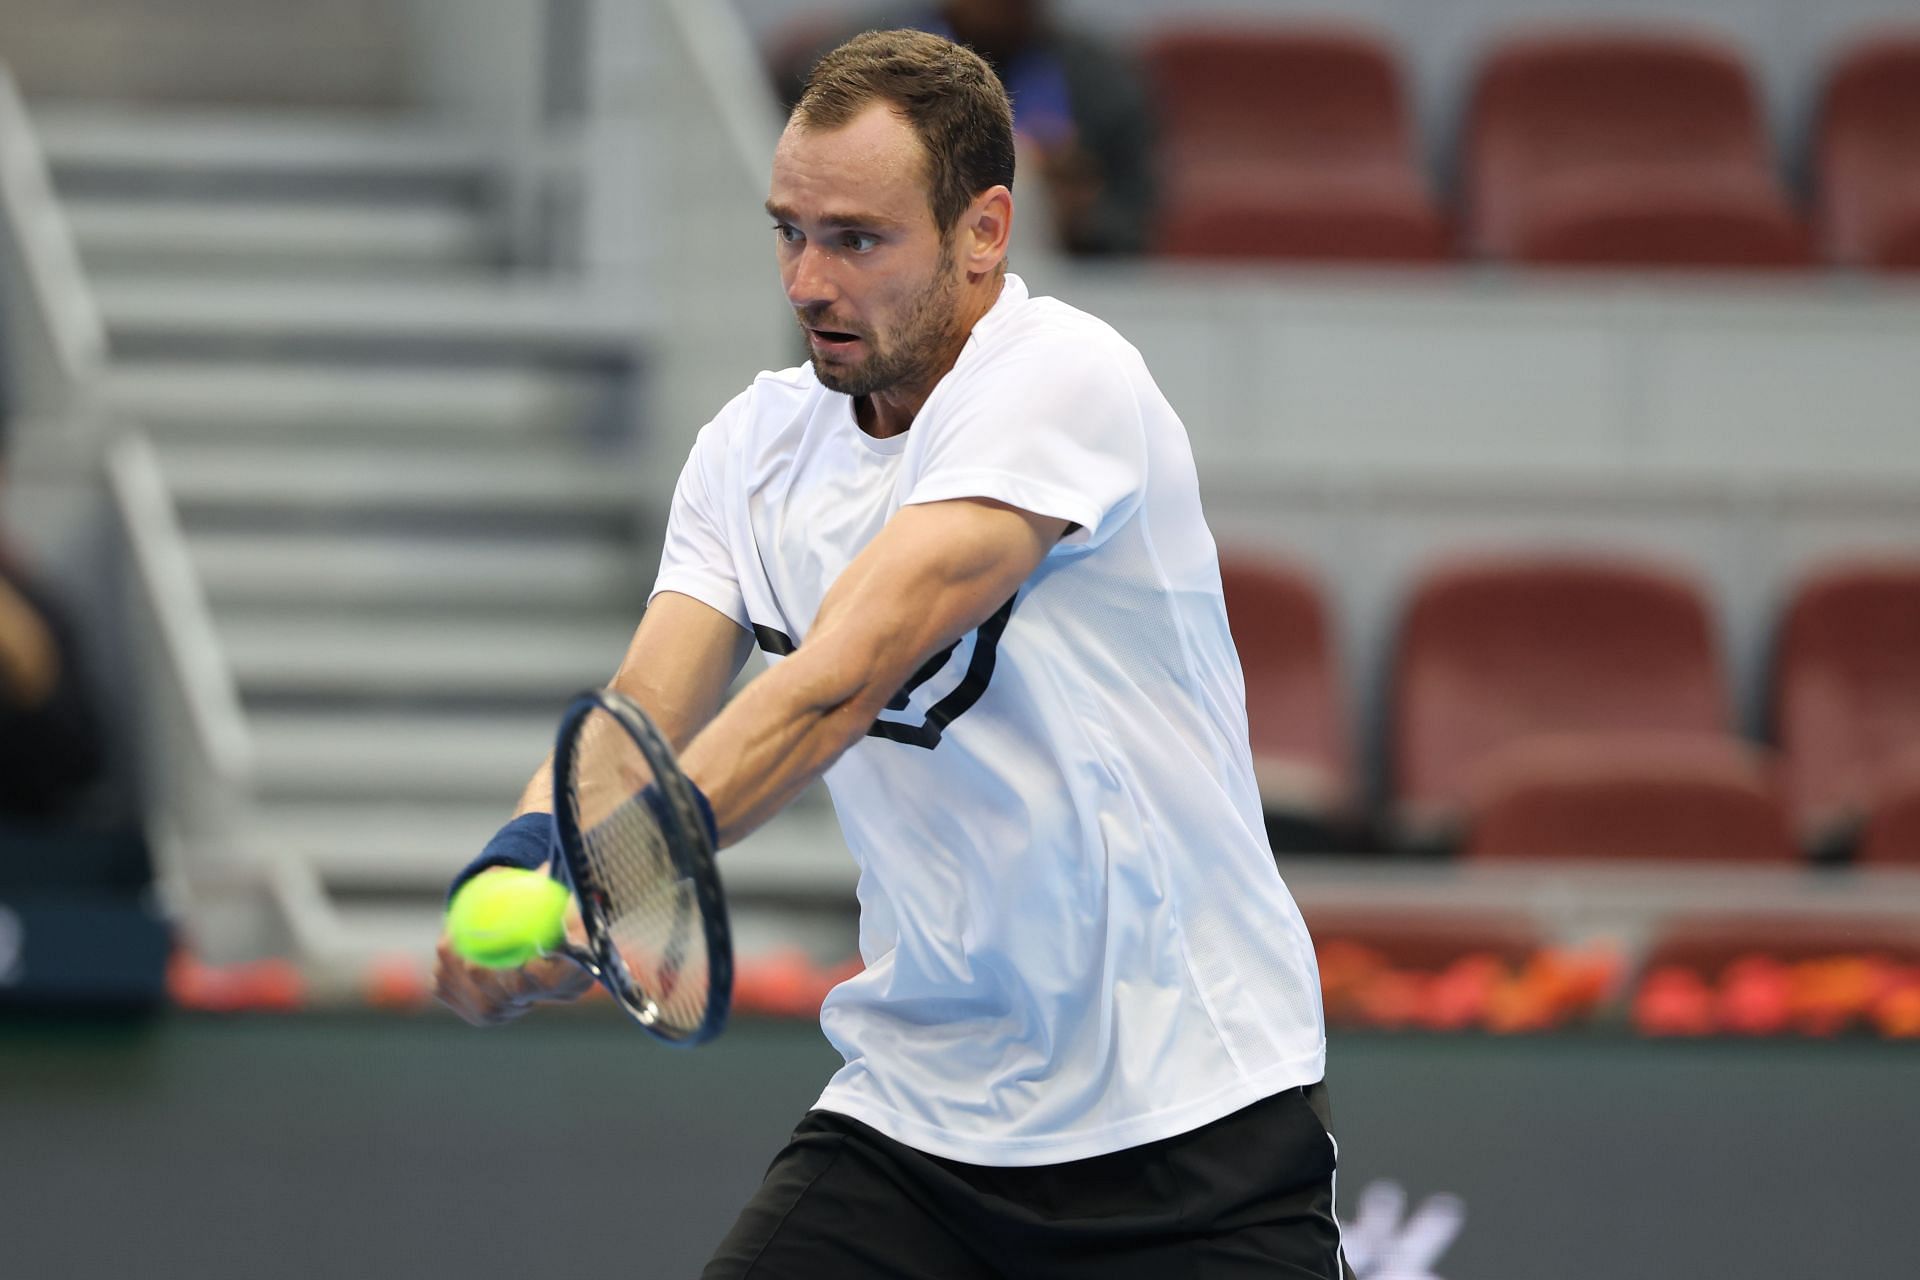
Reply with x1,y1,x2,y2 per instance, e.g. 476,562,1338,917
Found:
1145,25,1447,261
1218,553,1352,818
1465,29,1807,266
1817,31,1920,268
1465,733,1794,862
1774,560,1920,841
1393,555,1729,832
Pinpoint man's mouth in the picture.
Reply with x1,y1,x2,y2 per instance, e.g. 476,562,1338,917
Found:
807,325,864,353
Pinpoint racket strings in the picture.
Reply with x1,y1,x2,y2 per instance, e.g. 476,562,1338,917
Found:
572,709,708,1034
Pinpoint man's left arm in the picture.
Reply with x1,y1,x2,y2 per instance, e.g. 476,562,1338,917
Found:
678,497,1068,847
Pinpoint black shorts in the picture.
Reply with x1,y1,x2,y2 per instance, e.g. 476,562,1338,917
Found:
702,1081,1356,1279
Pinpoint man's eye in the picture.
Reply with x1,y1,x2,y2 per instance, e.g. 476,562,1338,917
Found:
772,223,802,244
842,233,878,252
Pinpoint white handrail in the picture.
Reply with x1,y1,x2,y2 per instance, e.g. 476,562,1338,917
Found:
105,433,254,788
0,64,107,408
658,0,782,189
1,59,252,793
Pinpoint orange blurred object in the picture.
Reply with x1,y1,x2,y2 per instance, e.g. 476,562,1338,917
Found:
240,959,306,1012
1871,978,1920,1038
1716,955,1792,1035
365,955,432,1010
1483,969,1558,1034
1316,939,1389,1024
1355,969,1428,1029
733,948,835,1018
1633,966,1715,1036
166,951,306,1013
1417,953,1507,1031
1787,955,1886,1036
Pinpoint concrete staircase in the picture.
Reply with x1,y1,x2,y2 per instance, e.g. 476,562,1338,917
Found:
37,106,657,960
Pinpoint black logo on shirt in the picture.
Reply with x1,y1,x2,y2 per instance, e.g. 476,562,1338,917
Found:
752,593,1016,750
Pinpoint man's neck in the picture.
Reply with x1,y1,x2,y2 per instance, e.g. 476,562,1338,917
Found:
858,273,1007,439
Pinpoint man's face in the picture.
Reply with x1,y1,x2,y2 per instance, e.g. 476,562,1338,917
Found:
767,102,966,399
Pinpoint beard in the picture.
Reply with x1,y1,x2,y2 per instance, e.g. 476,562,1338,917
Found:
801,244,963,399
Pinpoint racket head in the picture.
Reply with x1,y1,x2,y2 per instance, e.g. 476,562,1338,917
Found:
550,687,732,1046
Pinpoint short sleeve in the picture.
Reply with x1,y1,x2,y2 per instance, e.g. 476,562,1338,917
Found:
650,413,749,628
902,334,1146,550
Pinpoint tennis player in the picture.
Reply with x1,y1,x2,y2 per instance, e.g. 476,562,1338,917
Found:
435,28,1352,1279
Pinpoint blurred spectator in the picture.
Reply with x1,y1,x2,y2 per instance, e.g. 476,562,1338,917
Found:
0,531,105,819
773,0,1156,256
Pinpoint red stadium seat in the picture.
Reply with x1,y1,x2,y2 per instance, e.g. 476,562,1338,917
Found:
1773,559,1920,850
1217,554,1356,844
1857,755,1920,865
1817,31,1920,269
1144,25,1448,262
1464,28,1809,267
1465,732,1795,862
1391,554,1747,844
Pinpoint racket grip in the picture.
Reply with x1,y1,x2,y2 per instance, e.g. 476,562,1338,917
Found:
446,812,555,902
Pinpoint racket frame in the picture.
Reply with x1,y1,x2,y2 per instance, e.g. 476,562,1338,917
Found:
549,687,733,1046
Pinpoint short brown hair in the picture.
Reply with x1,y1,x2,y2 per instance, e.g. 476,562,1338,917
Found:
793,29,1016,235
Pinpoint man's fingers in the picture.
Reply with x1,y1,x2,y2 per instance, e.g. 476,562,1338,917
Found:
432,936,589,1025
522,952,595,1001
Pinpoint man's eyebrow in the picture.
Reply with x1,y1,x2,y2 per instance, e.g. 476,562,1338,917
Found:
764,201,905,231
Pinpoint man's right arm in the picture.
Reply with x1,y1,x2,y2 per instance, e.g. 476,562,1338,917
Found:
434,590,752,1026
508,589,755,818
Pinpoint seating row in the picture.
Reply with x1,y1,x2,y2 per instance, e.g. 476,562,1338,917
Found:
1223,552,1920,861
1150,23,1920,269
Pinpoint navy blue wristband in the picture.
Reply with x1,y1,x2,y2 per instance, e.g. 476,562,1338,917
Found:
447,812,554,903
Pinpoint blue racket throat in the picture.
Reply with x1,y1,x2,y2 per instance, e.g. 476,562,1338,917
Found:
641,777,718,848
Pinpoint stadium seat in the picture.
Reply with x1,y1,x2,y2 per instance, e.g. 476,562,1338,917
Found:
1773,559,1920,851
1857,756,1920,865
1391,554,1749,845
1816,31,1920,269
1465,732,1796,862
1144,25,1449,262
1217,553,1356,847
1464,28,1810,267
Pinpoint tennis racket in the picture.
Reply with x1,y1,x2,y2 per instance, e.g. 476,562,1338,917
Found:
548,686,733,1046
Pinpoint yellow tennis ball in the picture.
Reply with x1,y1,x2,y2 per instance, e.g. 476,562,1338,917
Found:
446,869,570,969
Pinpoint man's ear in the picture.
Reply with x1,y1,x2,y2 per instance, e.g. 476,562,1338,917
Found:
960,185,1013,277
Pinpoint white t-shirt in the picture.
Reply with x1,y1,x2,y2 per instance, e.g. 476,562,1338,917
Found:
652,274,1326,1166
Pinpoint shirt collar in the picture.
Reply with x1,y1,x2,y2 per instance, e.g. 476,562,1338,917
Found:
966,272,1028,350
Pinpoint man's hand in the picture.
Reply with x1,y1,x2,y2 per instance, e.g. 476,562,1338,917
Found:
433,941,595,1026
433,886,595,1026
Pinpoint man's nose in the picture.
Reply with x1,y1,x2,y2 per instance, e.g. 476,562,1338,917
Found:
784,242,838,312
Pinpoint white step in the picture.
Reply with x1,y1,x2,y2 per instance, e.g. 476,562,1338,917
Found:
193,531,642,609
160,443,641,516
107,361,603,439
66,198,493,274
95,276,643,353
32,107,496,182
252,709,558,799
255,801,511,887
222,614,631,698
258,795,857,896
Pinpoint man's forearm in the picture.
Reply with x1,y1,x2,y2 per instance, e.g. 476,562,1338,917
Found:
514,752,557,819
678,645,889,847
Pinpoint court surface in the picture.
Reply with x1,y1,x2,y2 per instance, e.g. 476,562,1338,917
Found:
2,1013,1912,1278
